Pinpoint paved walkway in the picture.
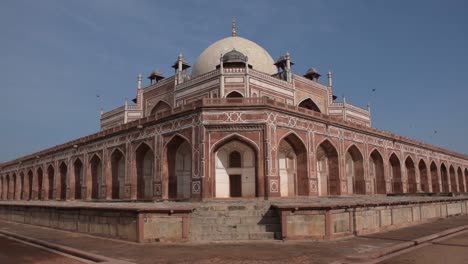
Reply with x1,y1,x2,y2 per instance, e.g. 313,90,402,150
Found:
1,215,468,263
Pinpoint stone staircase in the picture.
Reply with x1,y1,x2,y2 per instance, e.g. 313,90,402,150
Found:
189,201,281,241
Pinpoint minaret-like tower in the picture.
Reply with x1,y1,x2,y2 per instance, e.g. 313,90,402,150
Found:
232,19,237,37
172,53,190,85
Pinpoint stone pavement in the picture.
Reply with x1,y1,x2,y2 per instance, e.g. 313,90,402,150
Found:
0,214,467,263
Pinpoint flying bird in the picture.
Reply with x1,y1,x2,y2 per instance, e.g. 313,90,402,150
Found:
372,89,376,92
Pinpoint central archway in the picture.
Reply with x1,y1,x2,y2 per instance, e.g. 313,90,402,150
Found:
165,136,192,200
370,150,385,194
215,139,257,198
317,140,340,196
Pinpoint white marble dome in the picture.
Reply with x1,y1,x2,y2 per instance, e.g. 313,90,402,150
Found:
191,36,277,77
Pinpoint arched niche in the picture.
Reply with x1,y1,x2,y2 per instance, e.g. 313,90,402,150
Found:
150,100,172,117
135,143,154,200
441,163,449,192
89,155,102,200
278,134,308,197
111,149,126,199
449,165,456,193
316,140,340,196
418,160,429,192
73,159,83,200
59,162,67,200
370,150,385,194
346,145,365,195
215,139,256,198
165,136,192,200
405,157,417,194
430,162,439,193
389,154,402,194
298,98,321,113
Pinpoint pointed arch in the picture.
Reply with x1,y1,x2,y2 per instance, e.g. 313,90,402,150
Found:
370,149,386,194
150,100,172,116
278,132,308,197
27,170,33,200
6,174,10,200
457,167,464,192
47,165,55,199
316,139,340,195
465,168,468,193
12,173,17,200
389,153,402,193
19,172,25,200
37,167,44,200
440,163,449,192
226,91,244,98
59,162,67,200
214,138,257,198
111,148,125,199
89,155,102,199
135,142,154,200
345,145,365,195
418,159,429,192
165,135,192,200
405,157,416,193
298,98,321,113
73,158,83,200
449,165,456,192
430,162,439,193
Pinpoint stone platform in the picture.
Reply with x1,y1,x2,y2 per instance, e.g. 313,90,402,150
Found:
0,195,467,243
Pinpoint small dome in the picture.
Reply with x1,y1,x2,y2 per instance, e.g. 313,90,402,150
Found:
222,49,247,64
192,36,276,77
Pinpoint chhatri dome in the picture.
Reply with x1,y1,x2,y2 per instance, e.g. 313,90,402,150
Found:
191,21,277,77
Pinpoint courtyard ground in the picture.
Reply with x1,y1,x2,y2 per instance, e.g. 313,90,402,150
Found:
0,214,467,263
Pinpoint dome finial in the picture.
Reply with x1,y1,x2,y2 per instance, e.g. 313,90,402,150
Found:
231,19,237,37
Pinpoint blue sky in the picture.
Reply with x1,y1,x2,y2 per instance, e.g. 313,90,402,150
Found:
0,0,467,162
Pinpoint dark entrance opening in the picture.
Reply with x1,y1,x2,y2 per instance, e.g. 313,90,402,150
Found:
229,175,242,197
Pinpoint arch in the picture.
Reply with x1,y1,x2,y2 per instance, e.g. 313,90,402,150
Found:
457,167,464,192
298,98,321,112
27,170,33,200
278,133,308,197
370,149,386,194
405,157,417,193
345,145,365,195
389,154,402,194
12,173,18,200
215,139,257,198
440,163,449,192
6,174,10,200
430,162,440,193
316,140,340,195
111,149,125,199
0,176,3,200
418,160,429,192
90,155,102,199
449,165,456,192
465,168,468,193
165,135,192,200
73,158,83,200
47,165,55,199
19,172,25,200
59,162,67,200
150,100,172,116
226,91,244,98
37,167,44,200
135,143,154,200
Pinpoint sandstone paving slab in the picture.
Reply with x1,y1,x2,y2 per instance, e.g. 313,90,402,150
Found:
1,214,468,263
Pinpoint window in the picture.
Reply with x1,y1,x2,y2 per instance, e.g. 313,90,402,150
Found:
229,151,241,168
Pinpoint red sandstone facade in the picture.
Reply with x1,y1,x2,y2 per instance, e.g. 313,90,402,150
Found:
1,29,468,202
